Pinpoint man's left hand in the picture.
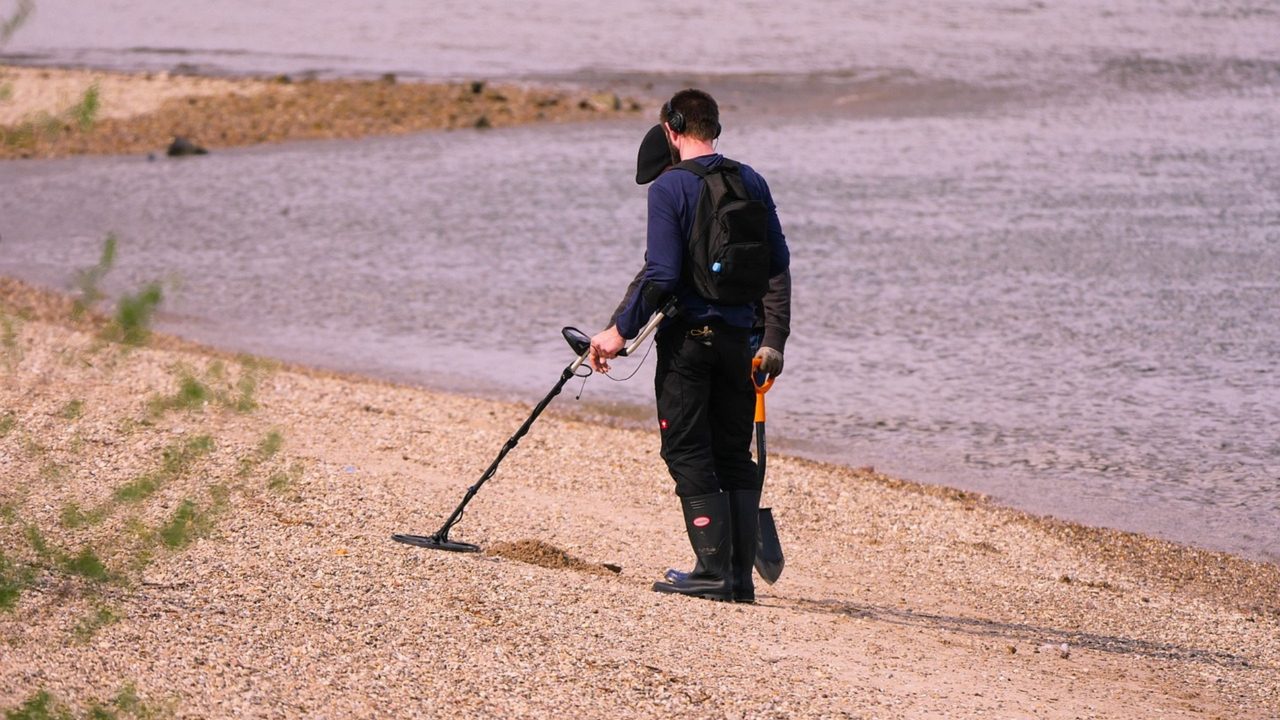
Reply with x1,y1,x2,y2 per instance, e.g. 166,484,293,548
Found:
754,346,784,377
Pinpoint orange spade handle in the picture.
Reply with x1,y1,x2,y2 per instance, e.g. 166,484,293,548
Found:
751,357,774,423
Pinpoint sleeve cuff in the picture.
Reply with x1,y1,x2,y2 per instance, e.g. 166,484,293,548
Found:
761,326,788,354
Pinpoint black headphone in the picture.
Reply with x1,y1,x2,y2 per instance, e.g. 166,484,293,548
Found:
662,99,686,133
663,97,721,138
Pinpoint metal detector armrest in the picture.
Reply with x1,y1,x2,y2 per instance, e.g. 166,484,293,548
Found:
619,296,679,357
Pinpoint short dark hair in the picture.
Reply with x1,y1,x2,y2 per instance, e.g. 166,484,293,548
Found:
662,88,720,141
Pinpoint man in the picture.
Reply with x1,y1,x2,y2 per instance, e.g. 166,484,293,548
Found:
590,89,790,603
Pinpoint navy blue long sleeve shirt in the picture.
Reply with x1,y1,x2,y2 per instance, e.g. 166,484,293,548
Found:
615,154,789,338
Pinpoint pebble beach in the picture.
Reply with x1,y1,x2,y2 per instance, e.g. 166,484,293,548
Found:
1,272,1278,719
2,65,1279,718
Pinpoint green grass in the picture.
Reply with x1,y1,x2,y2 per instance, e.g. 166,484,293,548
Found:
157,500,201,548
25,524,52,560
238,429,285,477
87,705,117,720
3,684,167,720
3,690,73,720
73,603,118,641
38,461,67,482
158,482,229,550
113,435,214,504
266,470,291,492
72,82,100,132
58,399,85,420
0,550,35,611
112,474,161,503
259,430,284,458
1,311,20,368
164,435,214,472
108,282,163,346
60,501,108,528
147,370,210,416
59,502,87,528
0,412,15,437
60,547,111,582
72,234,117,318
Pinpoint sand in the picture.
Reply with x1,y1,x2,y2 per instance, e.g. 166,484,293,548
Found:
1,276,1277,719
0,65,645,159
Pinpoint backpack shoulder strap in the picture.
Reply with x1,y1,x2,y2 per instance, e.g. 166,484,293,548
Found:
674,159,711,177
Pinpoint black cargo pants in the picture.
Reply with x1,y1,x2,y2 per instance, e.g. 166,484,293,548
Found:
654,320,760,497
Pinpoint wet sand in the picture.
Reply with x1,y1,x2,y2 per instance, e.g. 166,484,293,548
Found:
2,276,1277,718
0,64,644,159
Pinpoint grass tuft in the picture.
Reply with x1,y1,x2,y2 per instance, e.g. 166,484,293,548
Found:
259,430,284,459
1,311,21,369
0,550,35,611
107,282,163,346
59,503,86,528
61,547,110,581
148,369,210,415
73,603,118,641
58,399,84,420
72,82,100,132
60,547,111,582
158,500,202,548
72,233,117,317
3,690,73,720
267,463,305,493
25,524,52,560
0,412,15,437
112,474,161,503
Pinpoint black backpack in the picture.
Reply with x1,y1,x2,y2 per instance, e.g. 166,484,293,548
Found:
675,158,772,305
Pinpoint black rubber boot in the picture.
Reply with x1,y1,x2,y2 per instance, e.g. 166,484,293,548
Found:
728,490,761,603
652,492,733,601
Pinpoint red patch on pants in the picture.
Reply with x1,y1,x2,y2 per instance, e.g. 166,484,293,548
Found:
659,418,669,430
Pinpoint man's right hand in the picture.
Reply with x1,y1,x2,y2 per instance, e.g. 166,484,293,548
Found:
589,326,626,373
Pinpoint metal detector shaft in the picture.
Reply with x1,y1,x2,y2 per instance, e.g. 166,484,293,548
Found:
393,299,676,552
397,361,581,551
619,297,677,357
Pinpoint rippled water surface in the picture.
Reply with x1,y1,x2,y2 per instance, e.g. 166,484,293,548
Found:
2,1,1278,561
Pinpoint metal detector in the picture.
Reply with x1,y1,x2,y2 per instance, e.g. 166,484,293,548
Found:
392,298,677,553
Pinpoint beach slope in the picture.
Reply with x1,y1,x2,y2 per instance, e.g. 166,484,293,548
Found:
1,277,1277,718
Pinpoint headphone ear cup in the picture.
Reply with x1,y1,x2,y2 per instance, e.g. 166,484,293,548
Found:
670,110,685,134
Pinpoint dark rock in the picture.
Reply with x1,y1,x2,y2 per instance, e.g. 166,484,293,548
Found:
167,137,208,157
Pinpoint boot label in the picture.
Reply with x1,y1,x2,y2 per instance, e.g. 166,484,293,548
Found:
692,516,711,528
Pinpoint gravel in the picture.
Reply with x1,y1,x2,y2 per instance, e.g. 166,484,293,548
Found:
2,277,1277,718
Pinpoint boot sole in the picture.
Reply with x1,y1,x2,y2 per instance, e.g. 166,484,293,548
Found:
651,582,734,602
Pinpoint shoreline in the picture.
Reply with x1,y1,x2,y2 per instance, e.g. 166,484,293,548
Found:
3,274,1278,716
0,64,648,160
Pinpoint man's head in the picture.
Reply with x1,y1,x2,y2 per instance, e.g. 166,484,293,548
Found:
661,89,721,142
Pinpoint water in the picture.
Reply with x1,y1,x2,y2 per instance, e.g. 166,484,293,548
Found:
2,1,1278,562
